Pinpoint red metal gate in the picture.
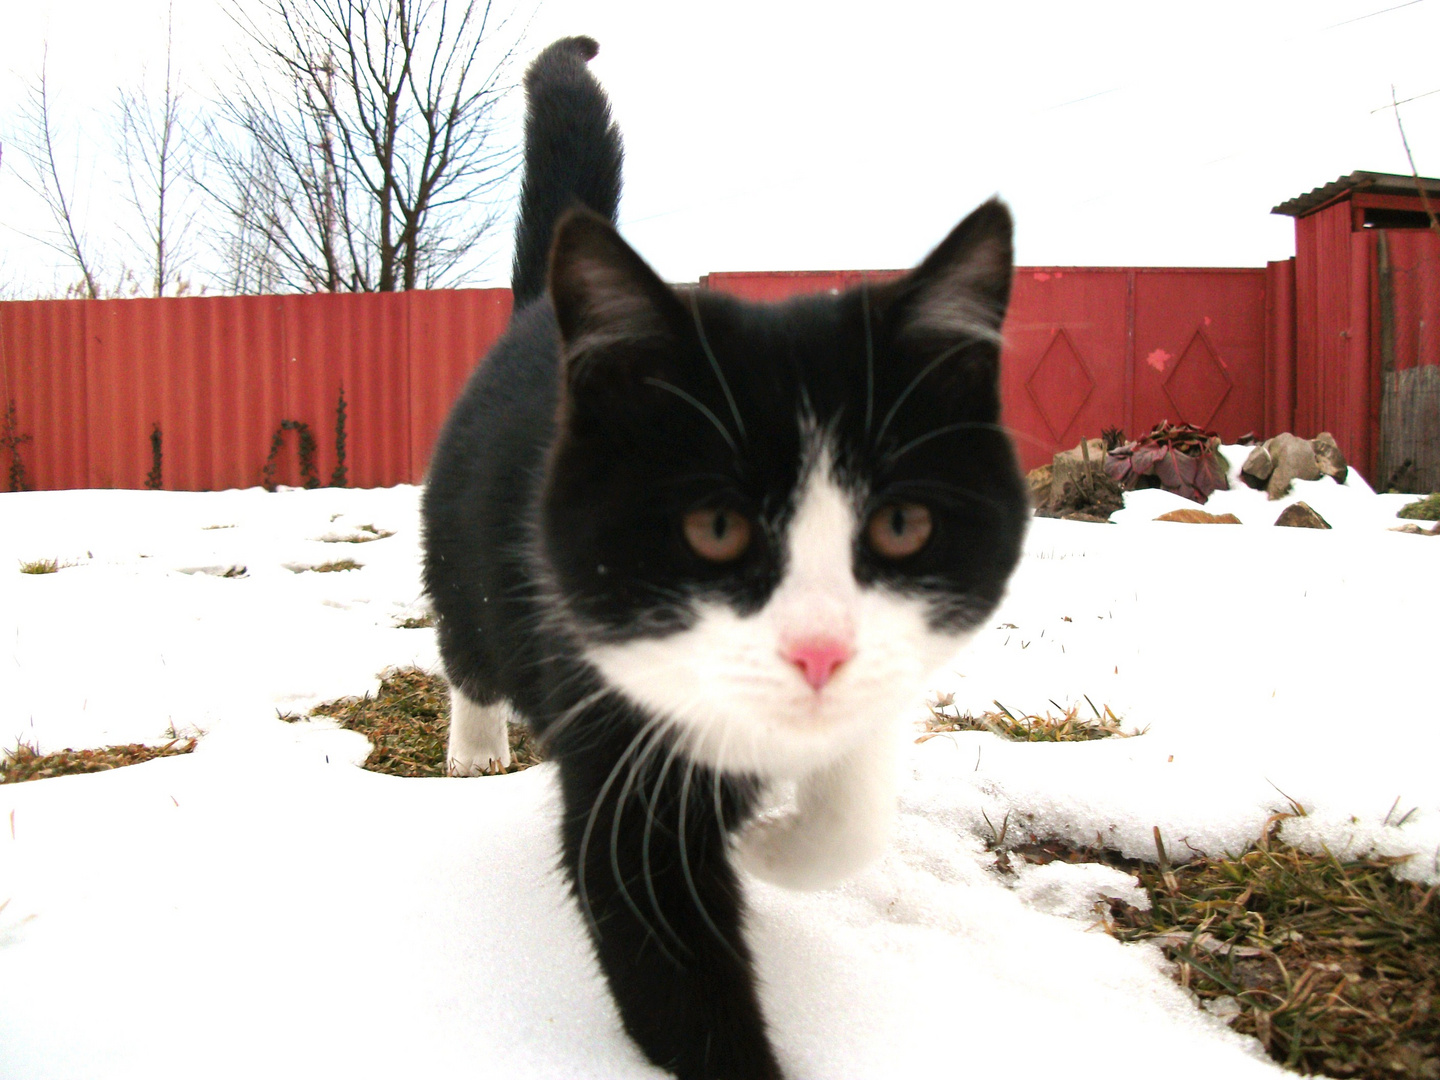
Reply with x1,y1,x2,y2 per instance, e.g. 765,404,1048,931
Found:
706,266,1270,472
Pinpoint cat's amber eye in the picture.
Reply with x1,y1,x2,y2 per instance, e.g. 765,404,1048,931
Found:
867,502,933,560
683,508,753,563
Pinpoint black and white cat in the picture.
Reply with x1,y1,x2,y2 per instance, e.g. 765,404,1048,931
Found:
423,36,1027,1080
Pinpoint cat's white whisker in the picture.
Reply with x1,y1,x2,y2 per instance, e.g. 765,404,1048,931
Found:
676,753,745,967
687,291,747,446
612,720,691,962
577,712,667,943
641,376,739,457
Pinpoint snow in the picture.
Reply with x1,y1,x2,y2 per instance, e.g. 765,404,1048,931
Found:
2,454,1435,1078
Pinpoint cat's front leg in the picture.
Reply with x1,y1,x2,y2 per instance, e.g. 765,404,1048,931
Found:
557,725,784,1080
735,725,898,890
446,686,516,775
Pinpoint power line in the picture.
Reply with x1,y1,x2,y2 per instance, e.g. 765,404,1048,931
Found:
1371,87,1440,113
1323,0,1426,30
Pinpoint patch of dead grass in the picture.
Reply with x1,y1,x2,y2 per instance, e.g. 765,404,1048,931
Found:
922,694,1140,743
308,667,541,778
2,737,197,784
326,524,394,543
307,558,362,573
994,824,1439,1079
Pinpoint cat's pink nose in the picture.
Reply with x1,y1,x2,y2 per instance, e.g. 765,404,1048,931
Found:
784,638,853,691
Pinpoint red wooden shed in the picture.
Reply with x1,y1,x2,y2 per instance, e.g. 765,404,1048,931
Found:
1271,171,1440,492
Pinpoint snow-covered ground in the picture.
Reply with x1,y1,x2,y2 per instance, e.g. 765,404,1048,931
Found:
1,450,1435,1079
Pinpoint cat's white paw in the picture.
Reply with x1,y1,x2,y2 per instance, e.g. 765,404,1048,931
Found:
735,732,898,890
447,689,516,776
735,803,890,890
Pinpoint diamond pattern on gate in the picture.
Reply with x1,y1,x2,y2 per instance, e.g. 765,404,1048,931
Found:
1025,329,1095,441
1162,329,1232,428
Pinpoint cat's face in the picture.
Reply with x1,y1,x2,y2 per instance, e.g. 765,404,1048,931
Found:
541,204,1028,778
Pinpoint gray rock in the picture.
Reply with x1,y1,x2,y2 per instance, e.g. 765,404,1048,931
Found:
1263,433,1321,500
1240,445,1273,490
1311,432,1349,485
1274,501,1331,529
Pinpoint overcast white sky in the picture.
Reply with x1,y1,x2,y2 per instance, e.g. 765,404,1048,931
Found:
2,0,1437,295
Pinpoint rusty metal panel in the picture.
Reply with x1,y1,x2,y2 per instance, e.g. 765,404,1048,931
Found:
408,289,513,483
1131,269,1267,440
0,299,89,490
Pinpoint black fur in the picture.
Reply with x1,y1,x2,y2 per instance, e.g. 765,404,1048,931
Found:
423,37,1027,1080
509,36,623,308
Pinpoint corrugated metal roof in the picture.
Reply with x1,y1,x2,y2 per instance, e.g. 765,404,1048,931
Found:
1272,171,1440,217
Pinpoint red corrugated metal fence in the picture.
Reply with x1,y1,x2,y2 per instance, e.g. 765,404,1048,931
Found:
3,240,1428,490
0,290,510,491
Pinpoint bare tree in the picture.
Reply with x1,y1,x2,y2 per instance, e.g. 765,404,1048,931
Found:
207,0,521,293
211,143,288,295
1389,85,1440,237
13,48,102,299
117,6,200,296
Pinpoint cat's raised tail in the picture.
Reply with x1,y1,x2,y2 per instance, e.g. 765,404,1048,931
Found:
509,36,624,308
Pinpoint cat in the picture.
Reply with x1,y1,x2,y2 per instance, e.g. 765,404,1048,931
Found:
422,35,1028,1080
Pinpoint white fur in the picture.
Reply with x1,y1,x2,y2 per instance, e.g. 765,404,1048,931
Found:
584,442,972,888
734,722,899,889
447,687,518,775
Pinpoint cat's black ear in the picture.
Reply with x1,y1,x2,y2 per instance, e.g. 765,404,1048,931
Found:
548,209,683,375
886,197,1013,360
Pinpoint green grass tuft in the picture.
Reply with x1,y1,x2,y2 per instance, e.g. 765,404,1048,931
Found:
1397,494,1440,521
18,558,69,575
309,667,541,778
2,736,197,784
